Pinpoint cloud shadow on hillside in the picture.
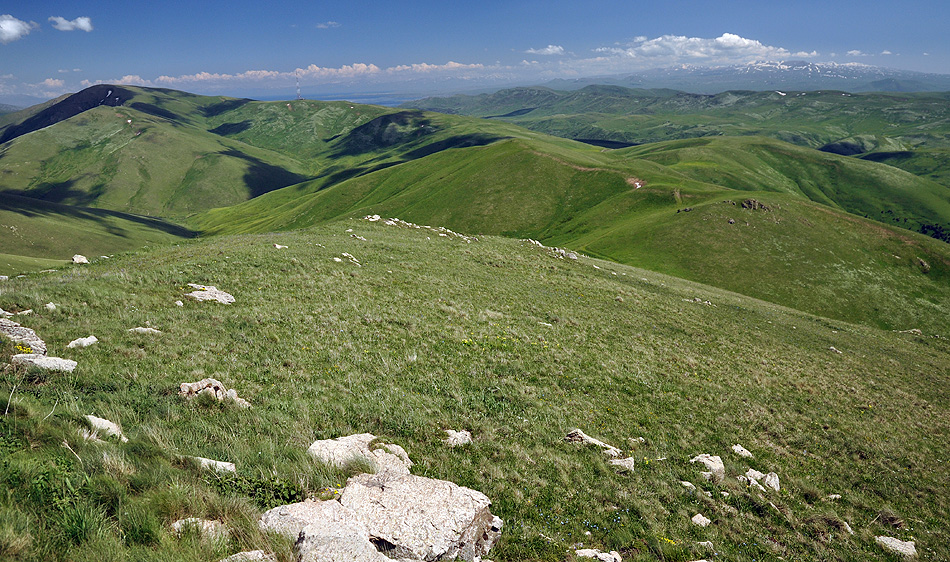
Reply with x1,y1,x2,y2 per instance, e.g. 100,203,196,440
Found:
218,149,313,198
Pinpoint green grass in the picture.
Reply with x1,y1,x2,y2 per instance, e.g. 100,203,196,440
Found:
0,219,947,561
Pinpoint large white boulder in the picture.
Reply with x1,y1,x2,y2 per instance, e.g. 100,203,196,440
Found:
12,354,76,372
67,335,99,348
565,429,622,457
690,454,725,483
575,548,622,561
81,415,128,442
0,318,47,355
875,536,917,558
340,471,503,561
185,283,235,304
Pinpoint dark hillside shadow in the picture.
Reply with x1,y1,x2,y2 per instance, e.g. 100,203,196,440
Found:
0,192,196,238
219,149,312,198
209,121,252,136
329,111,438,158
401,134,507,159
200,99,252,118
130,102,181,121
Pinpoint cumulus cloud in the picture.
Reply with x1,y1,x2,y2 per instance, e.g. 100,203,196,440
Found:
316,21,340,29
49,16,93,32
846,49,866,56
526,44,565,56
386,61,483,73
880,50,892,55
595,33,815,64
1,14,37,44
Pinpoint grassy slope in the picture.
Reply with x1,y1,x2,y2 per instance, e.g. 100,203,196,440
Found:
0,194,195,276
0,220,947,561
193,135,950,335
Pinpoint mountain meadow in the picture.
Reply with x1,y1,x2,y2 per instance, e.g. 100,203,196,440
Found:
0,84,949,561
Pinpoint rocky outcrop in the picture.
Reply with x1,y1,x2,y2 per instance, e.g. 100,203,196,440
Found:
185,284,235,304
340,471,502,562
81,415,128,442
0,318,47,355
565,429,621,457
307,433,412,474
575,548,622,561
219,551,276,562
179,378,250,408
444,429,473,447
690,454,725,483
875,536,917,558
67,335,98,348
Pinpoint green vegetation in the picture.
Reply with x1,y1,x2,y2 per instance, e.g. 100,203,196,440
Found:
1,220,947,561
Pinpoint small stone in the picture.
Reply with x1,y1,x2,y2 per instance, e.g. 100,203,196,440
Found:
565,429,622,457
44,303,56,311
732,443,753,458
82,415,128,442
827,494,842,501
273,244,287,249
0,276,8,281
72,255,89,264
67,335,98,348
218,551,276,562
185,455,236,473
608,457,636,472
690,454,725,483
680,481,696,492
185,284,234,304
697,541,714,550
575,548,622,562
443,429,473,447
171,518,228,541
129,327,162,335
175,300,184,307
691,513,712,527
875,536,917,558
829,346,842,354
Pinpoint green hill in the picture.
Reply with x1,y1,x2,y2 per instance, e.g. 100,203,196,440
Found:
0,220,947,561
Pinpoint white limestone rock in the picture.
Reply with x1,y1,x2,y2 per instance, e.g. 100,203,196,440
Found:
44,303,56,311
307,433,412,474
218,551,276,562
690,454,725,483
444,429,473,447
81,415,128,442
128,326,162,335
608,457,636,472
731,444,753,458
12,354,76,372
274,244,287,249
340,471,502,562
875,536,917,558
185,455,236,473
185,283,235,304
575,548,622,561
763,472,780,491
691,513,712,527
565,429,622,457
67,335,98,348
72,254,89,264
171,518,228,541
179,378,250,408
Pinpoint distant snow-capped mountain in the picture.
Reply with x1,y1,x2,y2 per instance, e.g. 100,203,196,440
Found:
544,61,950,94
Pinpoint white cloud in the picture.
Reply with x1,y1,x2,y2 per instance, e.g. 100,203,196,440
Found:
526,44,565,56
40,78,64,88
592,33,816,65
316,21,340,29
846,49,866,56
49,16,93,32
880,50,892,55
386,61,483,73
0,14,38,44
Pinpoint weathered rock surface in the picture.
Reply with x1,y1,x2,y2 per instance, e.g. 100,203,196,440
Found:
307,433,412,474
171,518,228,541
44,303,56,311
608,457,636,472
67,335,98,348
691,513,712,527
875,536,917,558
690,454,725,483
179,378,250,408
444,429,473,447
219,551,276,562
295,501,389,562
340,471,502,562
731,444,753,458
0,318,47,355
575,548,622,561
260,500,343,540
185,283,235,304
72,254,89,264
12,354,76,372
81,415,128,442
565,429,622,457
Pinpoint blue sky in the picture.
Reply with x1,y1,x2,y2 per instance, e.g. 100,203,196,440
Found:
2,0,948,101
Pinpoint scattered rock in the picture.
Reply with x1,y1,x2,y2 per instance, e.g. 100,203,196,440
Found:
12,354,77,372
340,471,503,562
171,518,228,541
0,309,11,317
728,218,735,224
218,551,276,562
875,536,917,558
691,513,712,527
444,429,473,447
67,335,98,348
340,252,361,266
690,454,725,483
175,300,184,307
608,457,636,472
842,521,855,535
575,548,622,561
829,346,842,354
0,318,48,355
185,284,235,304
16,309,32,316
185,455,236,473
697,540,715,550
742,199,770,211
763,472,780,491
350,234,367,241
72,254,89,264
81,415,128,442
179,378,251,408
128,327,162,335
827,494,842,501
0,276,7,281
44,302,56,311
307,433,412,474
732,444,753,458
274,244,288,249
565,429,622,457
898,328,923,336
680,481,697,493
